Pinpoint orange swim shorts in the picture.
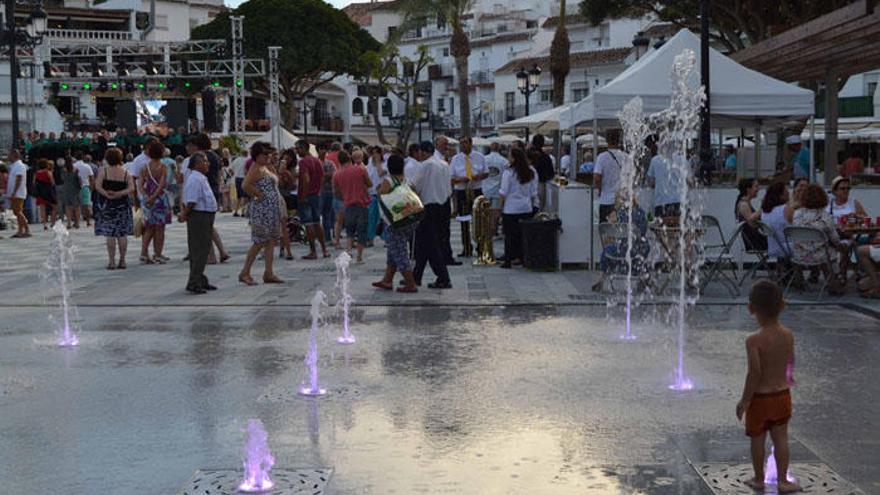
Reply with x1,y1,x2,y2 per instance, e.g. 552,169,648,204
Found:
745,389,791,437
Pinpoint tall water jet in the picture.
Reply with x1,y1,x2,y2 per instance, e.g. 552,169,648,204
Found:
653,50,705,391
617,97,651,341
764,446,796,485
238,418,275,492
46,222,79,347
299,290,327,396
334,252,355,344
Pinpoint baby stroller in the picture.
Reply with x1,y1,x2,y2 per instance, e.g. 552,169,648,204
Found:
287,212,308,245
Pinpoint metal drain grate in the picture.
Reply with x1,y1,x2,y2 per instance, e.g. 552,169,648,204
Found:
179,468,332,495
695,462,864,495
300,266,336,272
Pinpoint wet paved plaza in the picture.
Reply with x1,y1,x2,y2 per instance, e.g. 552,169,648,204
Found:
0,303,877,494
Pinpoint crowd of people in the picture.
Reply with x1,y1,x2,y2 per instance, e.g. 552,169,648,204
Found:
0,130,559,295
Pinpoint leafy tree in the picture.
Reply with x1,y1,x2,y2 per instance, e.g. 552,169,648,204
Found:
579,0,853,52
398,0,476,137
191,0,380,129
550,0,571,107
361,43,433,146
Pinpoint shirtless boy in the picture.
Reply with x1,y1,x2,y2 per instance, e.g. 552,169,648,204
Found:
735,280,801,493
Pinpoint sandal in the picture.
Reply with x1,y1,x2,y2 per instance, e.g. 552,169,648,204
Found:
263,275,284,284
117,261,126,269
302,253,318,260
396,285,418,293
220,253,231,263
152,256,166,265
140,255,153,264
239,275,258,286
106,263,116,270
372,281,393,290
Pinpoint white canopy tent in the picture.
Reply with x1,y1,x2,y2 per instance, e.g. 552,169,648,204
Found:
560,29,815,129
560,29,816,180
499,103,574,134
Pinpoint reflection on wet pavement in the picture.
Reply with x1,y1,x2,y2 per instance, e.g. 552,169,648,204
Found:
0,305,876,494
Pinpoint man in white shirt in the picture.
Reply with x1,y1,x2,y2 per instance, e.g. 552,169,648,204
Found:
560,153,572,175
411,141,452,289
449,136,488,257
404,143,421,183
128,136,158,209
178,151,218,295
647,147,685,218
483,142,509,236
5,149,30,238
433,135,449,163
72,151,95,227
593,129,624,222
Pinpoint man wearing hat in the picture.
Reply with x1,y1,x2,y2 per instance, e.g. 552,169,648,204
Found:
786,135,810,179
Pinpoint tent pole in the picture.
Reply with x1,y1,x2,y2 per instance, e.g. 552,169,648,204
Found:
754,121,761,178
809,116,816,183
569,124,577,181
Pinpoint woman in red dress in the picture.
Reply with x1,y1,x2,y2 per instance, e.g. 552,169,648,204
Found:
34,159,58,229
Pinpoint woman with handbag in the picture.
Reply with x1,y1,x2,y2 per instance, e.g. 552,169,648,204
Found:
372,155,421,293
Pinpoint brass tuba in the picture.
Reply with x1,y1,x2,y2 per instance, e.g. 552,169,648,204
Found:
471,195,496,266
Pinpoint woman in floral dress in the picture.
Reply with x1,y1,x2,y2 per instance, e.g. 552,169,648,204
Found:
138,141,172,264
238,142,284,285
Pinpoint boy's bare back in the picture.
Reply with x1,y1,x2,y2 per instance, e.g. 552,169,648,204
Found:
746,323,795,394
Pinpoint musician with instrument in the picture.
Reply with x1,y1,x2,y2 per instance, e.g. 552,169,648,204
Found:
450,136,488,258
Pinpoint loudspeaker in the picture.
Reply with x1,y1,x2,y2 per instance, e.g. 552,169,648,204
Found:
164,98,189,130
202,89,217,132
115,99,137,132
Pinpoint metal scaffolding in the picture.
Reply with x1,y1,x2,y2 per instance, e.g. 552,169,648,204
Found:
268,46,281,148
230,16,245,135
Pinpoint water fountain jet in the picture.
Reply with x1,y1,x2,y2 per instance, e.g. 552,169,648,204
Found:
299,290,327,396
334,252,356,344
238,418,275,492
46,222,79,347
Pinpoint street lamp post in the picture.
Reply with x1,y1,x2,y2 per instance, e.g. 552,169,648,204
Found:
516,64,541,117
294,92,318,138
3,0,48,150
415,93,425,143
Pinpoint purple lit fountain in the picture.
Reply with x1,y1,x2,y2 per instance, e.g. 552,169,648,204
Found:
764,446,797,486
652,50,705,391
46,222,79,347
617,96,651,341
334,252,356,344
238,418,275,493
299,290,327,396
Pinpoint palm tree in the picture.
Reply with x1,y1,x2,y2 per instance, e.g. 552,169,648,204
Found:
399,0,475,137
550,0,570,107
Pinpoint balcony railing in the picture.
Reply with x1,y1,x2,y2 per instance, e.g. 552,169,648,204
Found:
469,70,494,85
46,29,134,41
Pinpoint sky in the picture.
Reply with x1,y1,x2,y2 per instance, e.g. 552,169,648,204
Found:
224,0,356,8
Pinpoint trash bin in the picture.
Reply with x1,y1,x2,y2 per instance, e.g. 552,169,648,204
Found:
520,215,562,271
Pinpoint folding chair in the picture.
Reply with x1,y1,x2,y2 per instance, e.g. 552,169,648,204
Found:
700,215,728,258
597,222,650,294
738,221,776,285
699,221,743,296
783,226,834,301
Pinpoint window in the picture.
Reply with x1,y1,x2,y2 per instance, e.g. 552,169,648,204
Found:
442,47,449,57
868,82,878,96
352,98,363,116
539,89,554,103
436,13,446,29
367,99,377,115
155,14,169,30
388,26,397,38
448,97,454,115
504,92,515,120
437,98,445,113
572,87,589,101
381,98,392,117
